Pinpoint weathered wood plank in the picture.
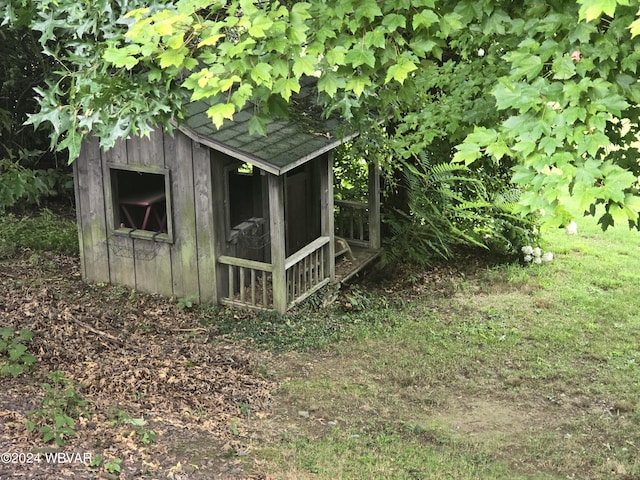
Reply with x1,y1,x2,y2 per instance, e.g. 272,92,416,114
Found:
239,267,246,303
192,141,217,304
72,161,86,280
251,269,256,305
368,162,381,250
288,278,332,308
218,256,273,271
127,131,173,296
321,152,335,280
211,152,230,303
75,136,110,284
262,272,268,306
268,174,287,313
167,132,200,300
334,199,368,209
103,139,136,289
219,298,271,311
284,236,330,269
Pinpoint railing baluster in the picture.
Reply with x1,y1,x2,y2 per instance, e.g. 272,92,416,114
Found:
251,268,256,305
239,267,245,303
286,269,290,303
292,264,298,300
218,256,273,309
349,212,354,239
335,200,371,244
313,250,318,285
262,271,268,306
303,259,307,291
302,258,306,292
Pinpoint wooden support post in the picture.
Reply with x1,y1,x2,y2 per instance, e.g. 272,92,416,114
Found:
368,162,381,250
268,174,288,313
321,153,335,280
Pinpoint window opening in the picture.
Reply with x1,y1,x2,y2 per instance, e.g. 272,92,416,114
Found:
225,162,269,253
111,168,168,234
228,163,257,231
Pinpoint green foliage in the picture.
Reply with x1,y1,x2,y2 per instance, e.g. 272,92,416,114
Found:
109,408,158,445
334,143,370,203
210,292,395,352
13,0,186,161
0,31,73,213
0,328,36,377
228,418,241,436
257,218,640,480
383,161,479,265
0,155,73,213
0,23,57,154
452,0,640,230
478,190,541,259
89,453,122,474
104,457,123,474
383,152,541,265
6,0,640,233
8,0,501,161
176,294,199,310
26,371,91,446
0,209,78,258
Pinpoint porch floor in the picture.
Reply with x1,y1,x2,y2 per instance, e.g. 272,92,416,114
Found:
335,245,381,283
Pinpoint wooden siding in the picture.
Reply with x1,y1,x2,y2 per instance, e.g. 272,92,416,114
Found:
166,130,199,300
102,138,134,289
321,152,336,280
75,130,217,302
74,136,110,283
193,142,217,303
368,163,381,250
125,132,172,297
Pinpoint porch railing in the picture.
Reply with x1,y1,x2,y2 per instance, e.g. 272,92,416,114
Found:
285,236,331,306
335,199,370,248
218,256,273,310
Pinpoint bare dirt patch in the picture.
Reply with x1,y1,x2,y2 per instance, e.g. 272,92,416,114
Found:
432,398,546,436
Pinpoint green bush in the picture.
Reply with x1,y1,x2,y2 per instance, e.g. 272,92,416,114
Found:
0,209,79,258
383,160,487,265
0,157,73,213
382,152,540,266
26,371,91,446
0,328,36,377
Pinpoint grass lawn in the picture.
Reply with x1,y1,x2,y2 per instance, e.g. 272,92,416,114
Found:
234,217,640,479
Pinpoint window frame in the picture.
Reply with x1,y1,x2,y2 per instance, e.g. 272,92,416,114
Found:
107,163,174,244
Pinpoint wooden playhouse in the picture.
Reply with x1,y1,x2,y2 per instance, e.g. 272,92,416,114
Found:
73,95,381,313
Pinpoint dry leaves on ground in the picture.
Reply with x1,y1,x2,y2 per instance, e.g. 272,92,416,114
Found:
0,251,275,479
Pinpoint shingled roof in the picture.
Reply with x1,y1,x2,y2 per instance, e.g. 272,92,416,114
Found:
177,80,356,175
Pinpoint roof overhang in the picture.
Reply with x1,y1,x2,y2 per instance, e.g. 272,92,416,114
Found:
177,123,358,176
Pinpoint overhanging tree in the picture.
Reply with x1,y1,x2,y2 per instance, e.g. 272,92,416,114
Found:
454,0,640,229
4,0,640,230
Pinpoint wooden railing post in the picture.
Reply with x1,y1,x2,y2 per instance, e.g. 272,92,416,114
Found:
268,174,288,313
321,152,335,280
368,162,381,250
